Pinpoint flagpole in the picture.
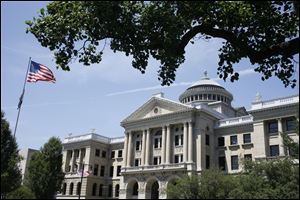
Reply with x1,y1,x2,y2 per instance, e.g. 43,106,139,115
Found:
14,57,31,138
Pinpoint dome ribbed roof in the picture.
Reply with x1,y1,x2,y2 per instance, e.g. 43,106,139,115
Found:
179,71,233,105
189,71,221,88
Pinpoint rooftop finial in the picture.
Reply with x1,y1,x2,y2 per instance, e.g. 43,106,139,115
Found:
202,70,209,80
255,92,262,102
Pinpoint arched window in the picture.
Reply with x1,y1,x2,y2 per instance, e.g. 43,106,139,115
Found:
132,182,138,196
76,182,81,195
62,183,67,195
115,184,120,197
92,183,97,196
69,182,74,195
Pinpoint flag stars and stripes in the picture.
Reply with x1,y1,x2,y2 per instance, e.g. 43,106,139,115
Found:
27,61,56,83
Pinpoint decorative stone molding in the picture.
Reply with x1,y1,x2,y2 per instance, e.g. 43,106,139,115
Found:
174,146,183,154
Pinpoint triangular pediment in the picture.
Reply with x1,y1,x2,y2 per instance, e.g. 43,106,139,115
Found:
122,97,192,123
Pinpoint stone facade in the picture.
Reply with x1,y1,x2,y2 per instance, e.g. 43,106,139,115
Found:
57,74,299,199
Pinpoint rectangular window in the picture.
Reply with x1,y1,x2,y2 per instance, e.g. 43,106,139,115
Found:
243,134,251,144
244,154,252,160
111,151,115,159
136,141,141,151
102,151,106,158
230,135,238,145
175,135,179,146
95,149,100,157
135,159,139,167
174,155,179,163
110,166,114,177
154,138,162,148
286,118,295,131
206,134,210,146
153,157,161,165
100,166,105,176
219,156,226,171
93,164,99,176
270,145,279,157
118,150,122,158
117,166,121,176
195,95,198,100
75,150,79,158
99,184,103,197
206,155,210,169
231,155,239,170
174,154,183,163
180,134,183,145
268,121,278,134
108,184,112,197
218,137,225,146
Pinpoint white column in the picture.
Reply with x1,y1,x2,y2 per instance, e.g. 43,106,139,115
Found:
78,149,83,171
70,150,75,172
278,118,285,156
127,132,133,167
183,122,188,163
188,121,193,162
123,132,128,167
141,130,147,166
161,126,166,164
145,129,150,166
165,125,171,164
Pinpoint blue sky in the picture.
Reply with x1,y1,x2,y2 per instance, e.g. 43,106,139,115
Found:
1,1,299,150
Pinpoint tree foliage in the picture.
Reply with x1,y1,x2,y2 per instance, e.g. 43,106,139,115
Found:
167,159,299,199
26,1,299,87
26,137,64,199
1,111,22,199
281,118,299,158
7,185,35,199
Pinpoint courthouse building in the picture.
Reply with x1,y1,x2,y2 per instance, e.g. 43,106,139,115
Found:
56,72,299,199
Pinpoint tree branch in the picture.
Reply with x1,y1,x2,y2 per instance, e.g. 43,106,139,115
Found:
178,24,299,63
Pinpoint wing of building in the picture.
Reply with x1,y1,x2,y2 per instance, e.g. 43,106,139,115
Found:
56,72,299,199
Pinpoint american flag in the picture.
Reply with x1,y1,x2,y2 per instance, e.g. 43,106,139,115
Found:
27,61,56,83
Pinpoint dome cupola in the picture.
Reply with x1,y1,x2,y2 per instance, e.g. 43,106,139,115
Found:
179,71,233,106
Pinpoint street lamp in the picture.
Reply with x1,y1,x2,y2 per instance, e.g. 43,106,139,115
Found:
78,163,92,199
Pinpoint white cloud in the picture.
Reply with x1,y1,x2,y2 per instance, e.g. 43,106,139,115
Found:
106,67,256,96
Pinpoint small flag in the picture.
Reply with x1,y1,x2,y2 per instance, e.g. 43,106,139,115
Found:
17,89,25,110
27,61,56,83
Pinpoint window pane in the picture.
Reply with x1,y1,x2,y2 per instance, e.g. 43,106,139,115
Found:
231,155,239,170
206,155,210,169
243,134,251,144
118,150,122,157
270,145,279,157
244,154,252,160
95,149,100,157
286,119,295,131
175,135,179,146
219,156,226,171
218,137,225,146
230,135,238,145
111,151,115,159
206,134,210,146
268,121,278,133
136,141,140,151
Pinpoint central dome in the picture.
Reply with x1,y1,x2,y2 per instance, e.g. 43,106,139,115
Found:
179,71,233,106
189,71,221,88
